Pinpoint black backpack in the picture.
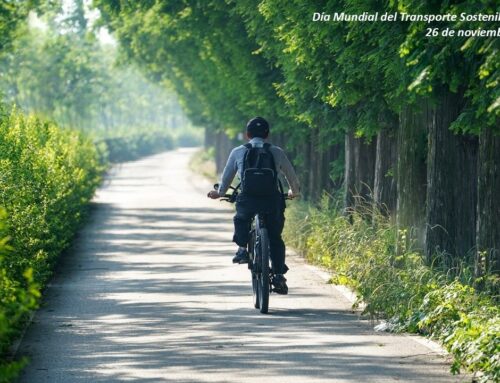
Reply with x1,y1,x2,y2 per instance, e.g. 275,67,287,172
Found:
241,143,278,196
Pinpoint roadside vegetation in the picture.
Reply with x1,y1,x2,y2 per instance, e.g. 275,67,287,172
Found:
1,0,498,381
192,146,499,382
98,130,176,163
0,105,102,381
96,3,498,379
0,5,198,379
189,148,217,181
283,198,499,383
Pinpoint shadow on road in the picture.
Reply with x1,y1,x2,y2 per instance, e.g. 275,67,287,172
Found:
18,202,453,382
17,151,457,383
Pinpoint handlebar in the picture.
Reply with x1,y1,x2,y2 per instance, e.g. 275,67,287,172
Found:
213,183,292,203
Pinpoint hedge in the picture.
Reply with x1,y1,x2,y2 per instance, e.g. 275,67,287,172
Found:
0,105,102,381
99,131,175,163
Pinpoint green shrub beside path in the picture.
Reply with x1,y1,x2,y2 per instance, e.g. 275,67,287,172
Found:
0,105,103,381
284,198,499,383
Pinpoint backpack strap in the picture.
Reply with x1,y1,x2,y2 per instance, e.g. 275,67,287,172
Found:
263,144,284,195
243,142,277,174
242,143,253,171
263,143,277,175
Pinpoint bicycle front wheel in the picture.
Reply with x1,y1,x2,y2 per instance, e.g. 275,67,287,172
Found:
249,230,259,309
258,228,270,314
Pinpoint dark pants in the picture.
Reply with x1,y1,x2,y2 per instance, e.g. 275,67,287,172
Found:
233,192,288,274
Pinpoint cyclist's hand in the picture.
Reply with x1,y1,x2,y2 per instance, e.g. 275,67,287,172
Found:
288,190,300,199
207,190,221,199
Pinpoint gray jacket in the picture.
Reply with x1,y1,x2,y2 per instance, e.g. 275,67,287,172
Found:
217,137,300,196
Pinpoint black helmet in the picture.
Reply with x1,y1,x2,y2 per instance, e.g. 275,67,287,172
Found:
246,117,269,138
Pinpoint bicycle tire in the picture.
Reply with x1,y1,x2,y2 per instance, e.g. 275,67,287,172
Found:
252,273,260,309
258,227,270,314
249,230,260,309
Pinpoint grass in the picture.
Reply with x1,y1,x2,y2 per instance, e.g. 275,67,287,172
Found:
283,195,499,382
189,147,217,180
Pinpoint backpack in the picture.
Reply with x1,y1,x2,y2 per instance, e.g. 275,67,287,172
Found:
241,143,278,196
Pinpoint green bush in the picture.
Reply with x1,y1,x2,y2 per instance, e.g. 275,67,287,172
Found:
100,130,175,163
0,209,38,382
284,197,499,382
175,127,203,148
0,105,102,380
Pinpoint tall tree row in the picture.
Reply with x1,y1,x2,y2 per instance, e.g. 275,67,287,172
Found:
95,0,499,279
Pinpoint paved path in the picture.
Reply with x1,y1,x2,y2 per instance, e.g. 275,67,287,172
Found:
17,148,464,383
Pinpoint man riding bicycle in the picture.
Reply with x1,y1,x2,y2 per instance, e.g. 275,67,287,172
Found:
207,117,300,294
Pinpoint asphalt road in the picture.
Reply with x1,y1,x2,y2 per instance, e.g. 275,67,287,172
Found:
16,148,465,383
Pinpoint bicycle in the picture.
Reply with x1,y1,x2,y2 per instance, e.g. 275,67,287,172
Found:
215,184,290,314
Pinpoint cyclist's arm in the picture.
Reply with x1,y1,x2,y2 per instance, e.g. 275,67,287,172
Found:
273,147,300,195
217,148,238,195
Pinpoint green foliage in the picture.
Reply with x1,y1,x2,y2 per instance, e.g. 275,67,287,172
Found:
95,0,498,145
399,0,499,134
189,147,217,181
0,105,102,283
0,19,186,135
284,197,499,381
418,282,499,381
0,0,39,53
94,0,297,136
0,209,34,382
174,126,203,148
0,104,102,379
100,130,175,163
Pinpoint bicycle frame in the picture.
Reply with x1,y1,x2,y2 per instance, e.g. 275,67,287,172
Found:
213,183,290,314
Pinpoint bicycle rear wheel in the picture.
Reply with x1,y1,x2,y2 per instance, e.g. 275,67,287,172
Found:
258,228,270,314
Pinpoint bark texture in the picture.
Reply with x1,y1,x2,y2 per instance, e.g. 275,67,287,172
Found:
397,102,428,251
344,131,376,212
476,128,500,279
425,90,478,267
374,128,397,215
214,130,235,174
204,127,216,149
344,131,357,211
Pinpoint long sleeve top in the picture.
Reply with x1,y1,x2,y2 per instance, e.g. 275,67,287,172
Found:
217,137,300,196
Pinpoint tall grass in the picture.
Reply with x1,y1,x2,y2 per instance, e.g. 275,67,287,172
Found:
284,196,499,382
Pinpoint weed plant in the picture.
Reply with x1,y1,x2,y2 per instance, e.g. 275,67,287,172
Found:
284,195,499,382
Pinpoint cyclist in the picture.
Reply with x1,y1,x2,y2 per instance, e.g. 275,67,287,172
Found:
207,117,300,294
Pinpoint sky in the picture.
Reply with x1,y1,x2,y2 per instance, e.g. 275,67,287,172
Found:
28,0,117,46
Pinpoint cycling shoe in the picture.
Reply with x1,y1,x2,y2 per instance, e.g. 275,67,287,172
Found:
232,248,249,264
272,274,288,295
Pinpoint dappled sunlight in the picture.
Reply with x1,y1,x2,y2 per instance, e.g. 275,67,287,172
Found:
16,150,462,383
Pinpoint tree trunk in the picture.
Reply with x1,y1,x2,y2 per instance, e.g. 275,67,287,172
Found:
204,127,215,149
425,89,478,269
476,128,500,281
344,131,356,212
397,101,428,252
344,131,376,212
324,143,343,192
374,128,397,215
308,130,317,200
354,135,376,204
214,130,234,174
